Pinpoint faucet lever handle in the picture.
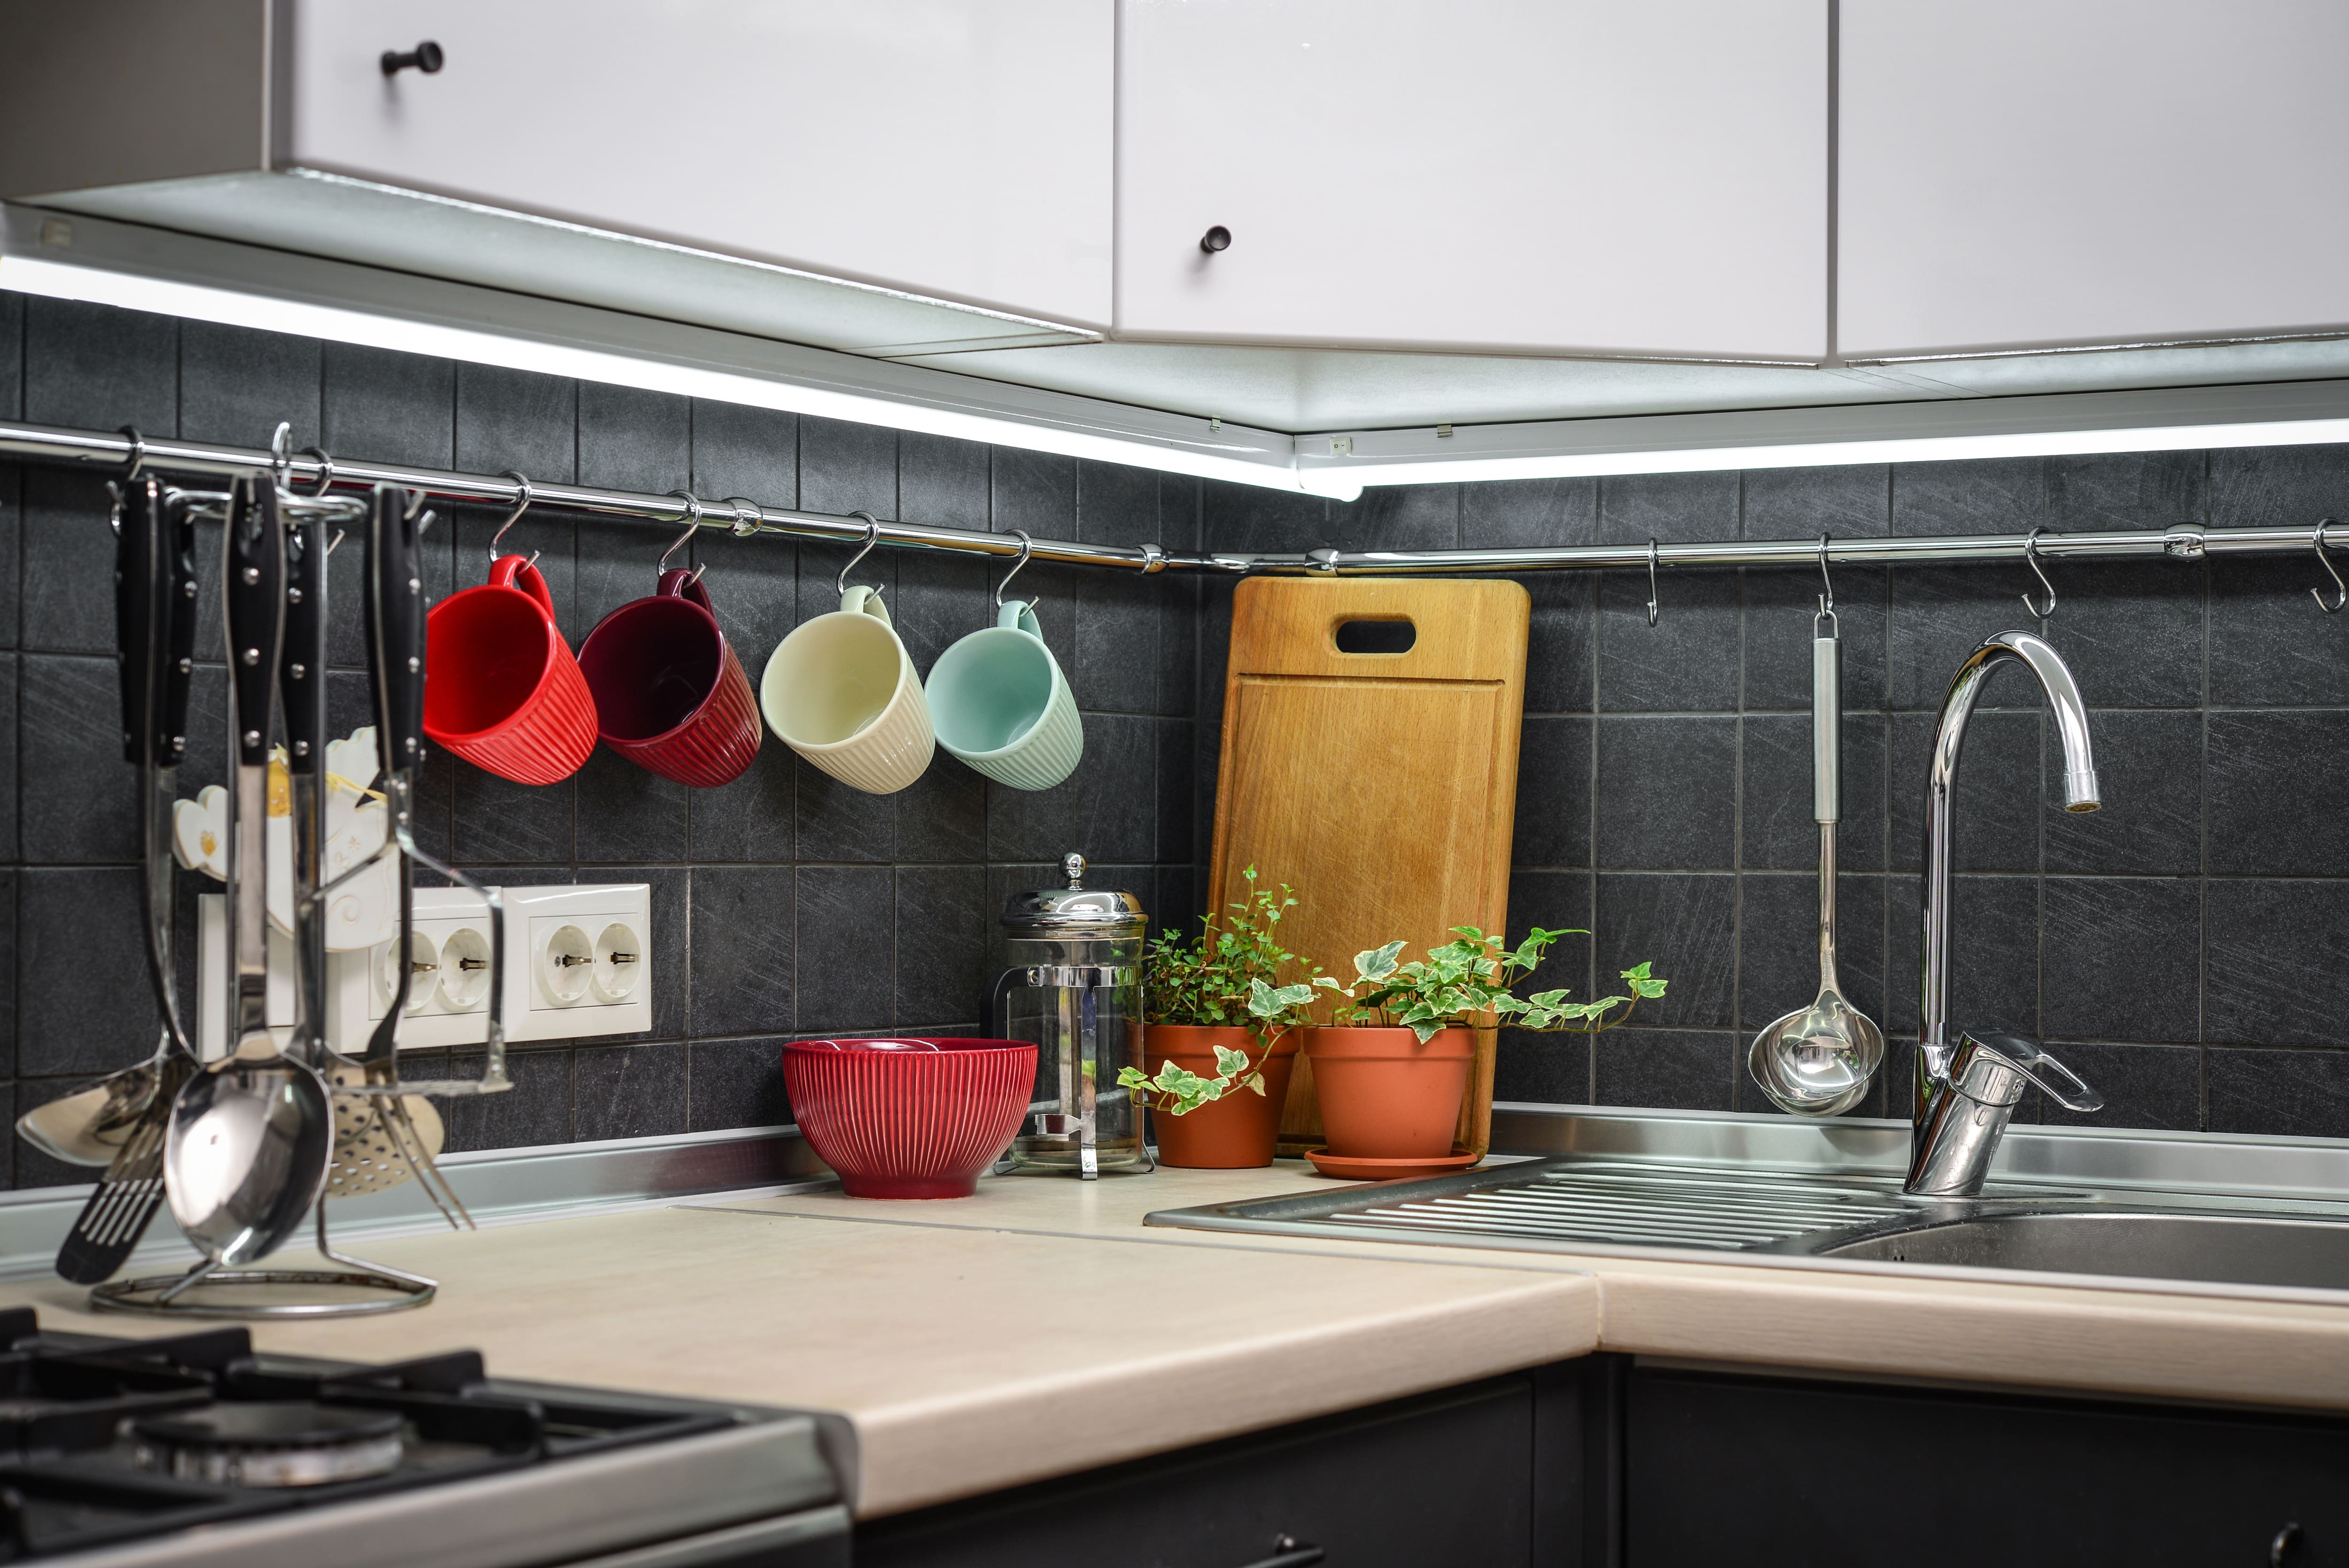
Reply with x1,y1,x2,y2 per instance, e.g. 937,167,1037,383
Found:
1957,1031,2104,1115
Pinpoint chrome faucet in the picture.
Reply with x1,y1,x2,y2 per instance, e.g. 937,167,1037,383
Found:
1908,630,2106,1196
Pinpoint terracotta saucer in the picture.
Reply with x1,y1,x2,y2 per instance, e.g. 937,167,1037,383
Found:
1304,1146,1482,1180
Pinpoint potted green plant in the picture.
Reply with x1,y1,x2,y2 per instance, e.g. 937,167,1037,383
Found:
1119,868,1338,1168
1303,927,1667,1162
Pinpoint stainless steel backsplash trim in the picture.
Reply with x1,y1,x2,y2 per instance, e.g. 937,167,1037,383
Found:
1489,1103,2349,1200
0,1126,835,1281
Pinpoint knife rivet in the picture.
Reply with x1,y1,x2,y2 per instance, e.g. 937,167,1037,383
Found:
292,740,310,758
184,582,197,598
241,648,259,666
241,567,260,585
407,656,420,672
242,730,261,747
288,586,303,604
407,576,420,595
289,662,306,680
178,658,192,674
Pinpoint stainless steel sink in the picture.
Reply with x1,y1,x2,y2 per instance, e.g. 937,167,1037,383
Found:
1143,1107,2349,1303
1816,1210,2349,1291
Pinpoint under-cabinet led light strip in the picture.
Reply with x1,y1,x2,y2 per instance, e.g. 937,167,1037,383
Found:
15,210,2349,499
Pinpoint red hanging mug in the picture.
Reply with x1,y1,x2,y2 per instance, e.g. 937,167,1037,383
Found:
424,554,598,785
578,568,762,788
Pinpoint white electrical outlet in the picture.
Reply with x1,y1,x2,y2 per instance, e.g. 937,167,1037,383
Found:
202,883,654,1055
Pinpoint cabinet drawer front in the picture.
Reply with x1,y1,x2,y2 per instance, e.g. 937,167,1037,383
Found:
858,1378,1536,1568
285,0,1112,327
1627,1367,2349,1568
1117,0,1827,360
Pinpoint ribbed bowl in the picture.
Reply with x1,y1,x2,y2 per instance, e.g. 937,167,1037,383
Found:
781,1038,1037,1199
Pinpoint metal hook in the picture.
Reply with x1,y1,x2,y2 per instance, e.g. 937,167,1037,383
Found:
838,511,883,597
1815,533,1839,636
660,491,707,581
1644,538,1661,628
117,426,146,481
2313,518,2346,614
995,530,1035,610
490,471,535,570
270,421,295,491
301,446,335,498
2021,527,2057,618
325,530,347,558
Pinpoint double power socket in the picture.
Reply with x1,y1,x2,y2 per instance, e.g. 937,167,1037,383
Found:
196,883,653,1058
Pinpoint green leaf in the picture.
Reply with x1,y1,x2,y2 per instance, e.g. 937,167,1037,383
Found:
1245,1072,1266,1095
1213,1044,1251,1076
1354,941,1405,983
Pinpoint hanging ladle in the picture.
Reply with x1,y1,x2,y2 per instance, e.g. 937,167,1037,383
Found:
1748,537,1886,1117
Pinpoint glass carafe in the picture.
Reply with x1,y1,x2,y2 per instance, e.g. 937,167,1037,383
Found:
990,854,1149,1178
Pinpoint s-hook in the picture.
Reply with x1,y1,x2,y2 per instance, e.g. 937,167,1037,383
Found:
1645,538,1661,628
489,471,540,574
838,511,882,596
2021,527,2058,618
1816,533,1839,635
2314,518,2347,614
661,491,708,582
305,446,345,556
117,425,146,481
996,529,1034,609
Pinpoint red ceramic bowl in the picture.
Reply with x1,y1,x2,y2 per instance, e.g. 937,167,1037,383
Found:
781,1038,1037,1199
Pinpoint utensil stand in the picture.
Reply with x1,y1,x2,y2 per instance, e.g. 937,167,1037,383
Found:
87,1202,436,1319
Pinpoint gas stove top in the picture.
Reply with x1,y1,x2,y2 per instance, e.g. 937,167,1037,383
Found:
0,1309,844,1568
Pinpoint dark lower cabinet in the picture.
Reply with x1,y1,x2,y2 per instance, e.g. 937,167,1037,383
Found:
1624,1365,2349,1568
855,1366,1604,1568
855,1356,2349,1567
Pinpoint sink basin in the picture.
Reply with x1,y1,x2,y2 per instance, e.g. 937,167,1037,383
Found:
1146,1140,2349,1301
1817,1210,2349,1291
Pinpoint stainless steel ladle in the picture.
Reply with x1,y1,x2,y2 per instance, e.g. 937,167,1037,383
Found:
1749,542,1885,1116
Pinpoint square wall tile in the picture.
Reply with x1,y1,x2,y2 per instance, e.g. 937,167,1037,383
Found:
1594,1029,1735,1111
1742,465,1890,539
179,321,320,450
1597,569,1740,713
321,343,452,467
1595,718,1736,870
2208,711,2349,876
2042,877,2201,1044
575,1041,689,1141
1594,873,1738,1029
2016,1041,2200,1131
1513,716,1593,869
1599,472,1739,544
1461,478,1596,550
2204,879,2349,1048
23,299,175,434
1742,712,1886,873
2208,1047,2349,1139
689,868,796,1037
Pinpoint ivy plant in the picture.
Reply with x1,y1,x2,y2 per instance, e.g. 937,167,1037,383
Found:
1121,868,1339,1117
1344,926,1667,1044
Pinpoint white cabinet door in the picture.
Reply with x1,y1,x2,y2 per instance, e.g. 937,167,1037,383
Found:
285,0,1112,329
1840,0,2349,359
1116,0,1827,362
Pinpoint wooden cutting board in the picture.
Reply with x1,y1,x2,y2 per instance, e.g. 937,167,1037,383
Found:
1206,576,1531,1156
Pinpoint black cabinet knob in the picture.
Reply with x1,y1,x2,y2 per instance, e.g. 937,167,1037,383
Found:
381,41,445,77
1199,225,1232,254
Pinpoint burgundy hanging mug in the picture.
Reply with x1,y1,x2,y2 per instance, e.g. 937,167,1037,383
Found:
578,568,761,787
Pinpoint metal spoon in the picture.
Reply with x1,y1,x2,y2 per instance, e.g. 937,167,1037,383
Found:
1749,591,1884,1116
163,475,333,1277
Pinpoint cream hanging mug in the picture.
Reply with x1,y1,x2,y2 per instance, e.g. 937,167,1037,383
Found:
926,531,1083,791
759,514,935,794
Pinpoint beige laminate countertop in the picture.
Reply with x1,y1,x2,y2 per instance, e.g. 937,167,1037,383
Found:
7,1160,2349,1520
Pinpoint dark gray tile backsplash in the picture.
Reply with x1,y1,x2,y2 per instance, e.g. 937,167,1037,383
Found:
9,296,2349,1194
1193,464,2349,1140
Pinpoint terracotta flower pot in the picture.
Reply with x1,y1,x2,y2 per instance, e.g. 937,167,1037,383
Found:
1301,1025,1476,1158
1143,1025,1300,1169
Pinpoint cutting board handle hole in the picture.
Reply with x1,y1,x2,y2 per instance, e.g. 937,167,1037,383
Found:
1333,618,1417,654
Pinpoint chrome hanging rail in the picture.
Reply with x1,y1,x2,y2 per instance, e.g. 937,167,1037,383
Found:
3,417,2343,581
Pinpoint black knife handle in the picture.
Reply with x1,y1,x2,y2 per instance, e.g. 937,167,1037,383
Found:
280,518,325,762
160,490,199,765
113,475,162,765
223,474,286,768
364,485,428,776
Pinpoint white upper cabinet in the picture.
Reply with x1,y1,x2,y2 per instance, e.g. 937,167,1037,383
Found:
1839,1,2349,359
285,0,1113,330
1115,0,1828,361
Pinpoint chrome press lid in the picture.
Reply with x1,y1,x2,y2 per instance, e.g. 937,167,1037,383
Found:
1000,853,1147,938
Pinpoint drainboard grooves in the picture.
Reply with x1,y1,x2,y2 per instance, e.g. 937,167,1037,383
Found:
1323,1164,1915,1250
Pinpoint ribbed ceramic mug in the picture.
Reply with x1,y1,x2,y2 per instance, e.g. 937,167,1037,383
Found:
423,554,598,785
926,599,1083,790
577,568,762,788
760,586,935,794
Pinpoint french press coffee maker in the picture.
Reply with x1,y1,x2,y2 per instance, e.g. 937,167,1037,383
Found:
990,854,1150,1178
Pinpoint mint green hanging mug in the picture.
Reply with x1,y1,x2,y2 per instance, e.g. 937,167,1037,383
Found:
928,589,1083,790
